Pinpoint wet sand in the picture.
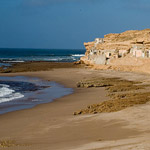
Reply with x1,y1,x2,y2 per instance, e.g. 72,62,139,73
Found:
0,67,150,149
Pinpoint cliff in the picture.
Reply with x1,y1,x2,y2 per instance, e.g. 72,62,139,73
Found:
84,29,150,52
81,29,150,69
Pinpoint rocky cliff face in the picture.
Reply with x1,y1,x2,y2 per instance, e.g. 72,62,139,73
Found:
85,29,150,52
81,29,150,66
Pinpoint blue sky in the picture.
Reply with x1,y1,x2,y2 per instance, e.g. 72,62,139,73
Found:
0,0,150,49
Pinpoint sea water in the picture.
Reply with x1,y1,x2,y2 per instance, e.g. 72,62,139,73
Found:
0,49,83,114
0,48,85,66
0,76,73,114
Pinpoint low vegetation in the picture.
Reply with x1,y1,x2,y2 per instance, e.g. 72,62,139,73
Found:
0,62,83,73
0,139,29,148
74,77,150,115
0,140,19,148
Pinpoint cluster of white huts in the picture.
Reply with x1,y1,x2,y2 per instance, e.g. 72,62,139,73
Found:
87,38,150,65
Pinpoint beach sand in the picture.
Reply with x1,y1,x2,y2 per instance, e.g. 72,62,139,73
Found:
0,67,150,149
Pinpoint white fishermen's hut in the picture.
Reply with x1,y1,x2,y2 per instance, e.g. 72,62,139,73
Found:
148,50,150,58
94,38,104,47
88,49,118,65
131,45,145,58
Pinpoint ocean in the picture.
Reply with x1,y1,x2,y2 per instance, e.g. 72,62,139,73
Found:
0,48,85,65
0,48,84,114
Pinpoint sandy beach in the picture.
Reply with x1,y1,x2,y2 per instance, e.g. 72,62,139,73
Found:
1,0,150,149
0,67,150,150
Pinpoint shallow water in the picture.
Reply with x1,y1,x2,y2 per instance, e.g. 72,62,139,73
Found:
0,76,73,114
0,63,11,67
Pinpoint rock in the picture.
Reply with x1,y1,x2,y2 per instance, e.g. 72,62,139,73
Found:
73,110,82,115
81,29,150,67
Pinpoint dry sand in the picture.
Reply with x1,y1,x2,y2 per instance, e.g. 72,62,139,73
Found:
0,68,150,150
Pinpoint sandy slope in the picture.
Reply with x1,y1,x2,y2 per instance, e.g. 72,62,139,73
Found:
0,68,150,150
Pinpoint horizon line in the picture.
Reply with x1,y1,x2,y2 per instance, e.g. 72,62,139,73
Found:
0,47,85,50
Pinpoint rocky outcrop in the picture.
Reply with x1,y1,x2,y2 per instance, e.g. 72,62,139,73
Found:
81,29,150,67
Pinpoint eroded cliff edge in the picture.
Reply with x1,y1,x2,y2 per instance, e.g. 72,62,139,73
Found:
81,29,150,73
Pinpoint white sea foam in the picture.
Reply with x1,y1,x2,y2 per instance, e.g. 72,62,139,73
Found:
3,60,25,63
0,84,10,88
0,84,24,103
0,84,13,97
45,58,59,61
72,54,85,57
0,93,24,103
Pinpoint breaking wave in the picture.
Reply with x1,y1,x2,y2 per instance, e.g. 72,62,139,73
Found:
0,84,24,103
71,54,85,57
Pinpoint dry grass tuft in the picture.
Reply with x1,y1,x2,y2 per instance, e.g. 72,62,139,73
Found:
0,140,19,148
0,139,29,148
74,77,150,115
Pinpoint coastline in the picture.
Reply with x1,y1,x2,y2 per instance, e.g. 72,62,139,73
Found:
0,67,150,149
0,76,73,115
